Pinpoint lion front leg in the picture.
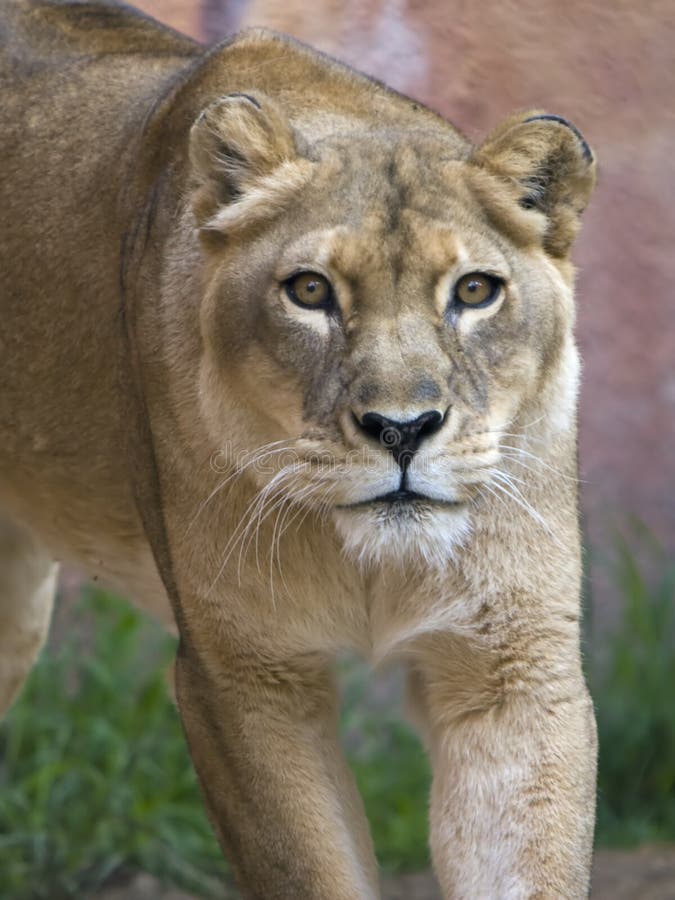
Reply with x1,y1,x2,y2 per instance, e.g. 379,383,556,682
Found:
409,624,597,900
0,511,57,718
174,635,379,900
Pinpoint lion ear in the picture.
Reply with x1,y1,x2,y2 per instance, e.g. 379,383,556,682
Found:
189,92,310,231
473,112,596,257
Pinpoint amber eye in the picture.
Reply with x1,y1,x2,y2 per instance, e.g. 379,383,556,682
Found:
283,271,334,310
453,272,503,308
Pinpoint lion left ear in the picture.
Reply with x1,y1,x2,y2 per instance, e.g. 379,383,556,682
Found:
189,92,311,232
473,111,597,257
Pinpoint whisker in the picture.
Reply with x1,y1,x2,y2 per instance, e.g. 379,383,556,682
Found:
184,440,301,538
280,479,339,538
266,474,339,602
487,469,564,549
248,467,305,574
499,444,583,483
263,473,312,577
206,462,305,596
237,465,309,583
515,411,548,431
269,479,324,600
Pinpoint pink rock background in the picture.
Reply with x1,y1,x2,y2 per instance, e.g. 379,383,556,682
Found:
136,0,675,614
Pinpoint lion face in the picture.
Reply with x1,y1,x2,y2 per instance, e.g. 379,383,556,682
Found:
190,95,595,567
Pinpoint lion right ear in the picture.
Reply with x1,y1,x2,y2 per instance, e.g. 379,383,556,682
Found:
472,111,596,258
189,92,311,232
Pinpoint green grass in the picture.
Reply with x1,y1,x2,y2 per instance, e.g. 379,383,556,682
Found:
340,662,431,871
1,534,674,897
591,533,675,846
0,591,227,899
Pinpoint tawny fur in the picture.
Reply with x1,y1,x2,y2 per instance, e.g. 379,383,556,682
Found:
0,2,597,898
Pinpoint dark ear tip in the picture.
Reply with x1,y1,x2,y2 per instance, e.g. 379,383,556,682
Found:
523,113,593,163
193,93,261,129
224,92,262,109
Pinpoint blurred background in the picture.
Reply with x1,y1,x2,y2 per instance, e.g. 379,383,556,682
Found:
1,1,674,898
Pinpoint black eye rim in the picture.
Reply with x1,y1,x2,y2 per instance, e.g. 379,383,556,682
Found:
282,270,336,312
451,272,505,310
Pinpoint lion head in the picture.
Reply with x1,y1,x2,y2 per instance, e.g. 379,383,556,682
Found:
187,84,595,569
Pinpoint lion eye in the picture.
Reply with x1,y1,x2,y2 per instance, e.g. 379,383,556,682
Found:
453,272,503,308
284,271,333,310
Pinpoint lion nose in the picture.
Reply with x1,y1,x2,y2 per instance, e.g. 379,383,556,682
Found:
354,410,445,469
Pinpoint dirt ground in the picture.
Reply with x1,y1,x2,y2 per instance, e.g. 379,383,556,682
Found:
383,847,675,898
98,845,675,899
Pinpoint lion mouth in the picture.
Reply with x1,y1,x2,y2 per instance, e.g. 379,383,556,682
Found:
376,489,434,504
341,489,463,510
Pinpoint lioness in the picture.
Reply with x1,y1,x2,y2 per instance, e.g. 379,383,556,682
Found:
0,1,598,897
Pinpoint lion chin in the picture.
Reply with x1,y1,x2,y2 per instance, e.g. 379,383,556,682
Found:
333,500,472,570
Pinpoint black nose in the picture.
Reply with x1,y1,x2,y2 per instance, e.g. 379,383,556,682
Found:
355,410,445,469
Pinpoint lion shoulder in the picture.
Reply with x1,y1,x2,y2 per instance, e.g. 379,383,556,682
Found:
0,0,199,71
